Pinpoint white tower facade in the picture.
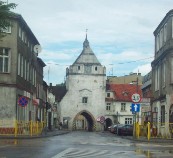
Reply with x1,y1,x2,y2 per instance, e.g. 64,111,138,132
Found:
60,35,106,131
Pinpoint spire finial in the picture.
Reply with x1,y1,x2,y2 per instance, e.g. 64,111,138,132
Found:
86,29,88,40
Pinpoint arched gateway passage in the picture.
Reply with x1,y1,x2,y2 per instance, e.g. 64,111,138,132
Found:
73,110,96,131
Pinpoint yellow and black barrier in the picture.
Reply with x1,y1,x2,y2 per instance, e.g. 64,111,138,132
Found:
0,120,45,137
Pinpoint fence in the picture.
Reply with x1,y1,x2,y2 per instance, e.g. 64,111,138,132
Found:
135,122,173,140
0,120,46,137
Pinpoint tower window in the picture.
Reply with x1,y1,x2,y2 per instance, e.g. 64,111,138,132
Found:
78,66,80,70
95,66,97,71
82,97,88,103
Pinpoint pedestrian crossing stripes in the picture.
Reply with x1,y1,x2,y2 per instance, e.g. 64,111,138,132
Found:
51,148,173,158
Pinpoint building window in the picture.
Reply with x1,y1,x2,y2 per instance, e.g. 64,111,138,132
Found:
27,62,29,81
164,23,167,43
82,97,88,103
107,93,110,97
162,62,166,87
106,103,111,111
156,34,160,52
0,48,10,73
78,66,80,70
19,27,21,38
160,29,163,48
125,118,132,124
2,26,11,33
161,106,165,125
155,66,160,91
121,103,126,111
17,53,20,75
95,66,97,71
21,55,23,77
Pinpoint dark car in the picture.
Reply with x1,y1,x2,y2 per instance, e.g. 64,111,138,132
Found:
117,124,133,136
114,124,124,134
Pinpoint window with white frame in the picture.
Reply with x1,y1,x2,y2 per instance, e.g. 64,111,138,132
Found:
121,103,126,111
0,48,10,73
106,103,111,111
125,118,132,124
82,97,88,103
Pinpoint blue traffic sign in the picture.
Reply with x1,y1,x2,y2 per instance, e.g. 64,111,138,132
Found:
131,103,140,112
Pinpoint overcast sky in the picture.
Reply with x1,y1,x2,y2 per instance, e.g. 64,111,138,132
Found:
10,0,173,85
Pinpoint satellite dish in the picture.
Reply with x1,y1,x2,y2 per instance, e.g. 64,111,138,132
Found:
34,45,42,54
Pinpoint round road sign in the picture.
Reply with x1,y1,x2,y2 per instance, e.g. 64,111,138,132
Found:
131,93,141,103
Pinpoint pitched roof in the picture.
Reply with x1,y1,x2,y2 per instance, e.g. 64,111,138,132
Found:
73,35,101,65
107,84,142,102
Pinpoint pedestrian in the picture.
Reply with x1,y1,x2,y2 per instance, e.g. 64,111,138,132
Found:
59,122,62,130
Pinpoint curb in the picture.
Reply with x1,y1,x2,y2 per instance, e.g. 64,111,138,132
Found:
0,131,70,139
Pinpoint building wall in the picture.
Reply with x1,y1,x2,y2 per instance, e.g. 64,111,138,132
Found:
60,74,106,131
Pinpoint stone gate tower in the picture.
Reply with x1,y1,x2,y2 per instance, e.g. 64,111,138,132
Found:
60,35,106,131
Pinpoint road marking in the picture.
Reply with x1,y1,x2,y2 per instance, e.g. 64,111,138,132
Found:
51,148,74,158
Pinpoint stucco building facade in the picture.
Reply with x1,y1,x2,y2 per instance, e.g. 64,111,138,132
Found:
59,35,106,131
0,13,46,127
151,9,173,137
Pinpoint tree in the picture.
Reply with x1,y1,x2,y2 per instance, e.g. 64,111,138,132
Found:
0,0,17,38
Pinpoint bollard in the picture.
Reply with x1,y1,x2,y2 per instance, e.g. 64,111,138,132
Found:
14,120,17,137
136,122,139,139
147,122,150,141
30,121,33,137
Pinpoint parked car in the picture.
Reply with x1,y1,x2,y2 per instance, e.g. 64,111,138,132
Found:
114,124,124,134
109,124,124,134
117,124,133,136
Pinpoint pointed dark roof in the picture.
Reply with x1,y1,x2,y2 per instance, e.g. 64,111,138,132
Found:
73,35,101,65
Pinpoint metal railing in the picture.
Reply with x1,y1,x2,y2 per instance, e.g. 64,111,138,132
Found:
0,120,46,137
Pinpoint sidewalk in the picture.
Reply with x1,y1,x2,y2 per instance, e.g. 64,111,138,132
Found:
123,136,173,144
0,129,70,139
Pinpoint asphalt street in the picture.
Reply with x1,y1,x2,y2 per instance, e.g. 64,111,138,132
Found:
0,131,173,158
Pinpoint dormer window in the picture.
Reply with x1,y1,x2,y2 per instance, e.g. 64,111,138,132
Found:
78,66,80,70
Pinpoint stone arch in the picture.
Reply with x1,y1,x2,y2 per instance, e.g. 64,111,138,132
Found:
72,110,96,132
105,118,112,130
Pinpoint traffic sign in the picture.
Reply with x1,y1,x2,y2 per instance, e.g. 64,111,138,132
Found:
131,103,140,112
97,116,105,124
131,93,141,103
18,96,28,107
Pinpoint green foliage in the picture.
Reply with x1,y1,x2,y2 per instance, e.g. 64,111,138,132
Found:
0,0,17,38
